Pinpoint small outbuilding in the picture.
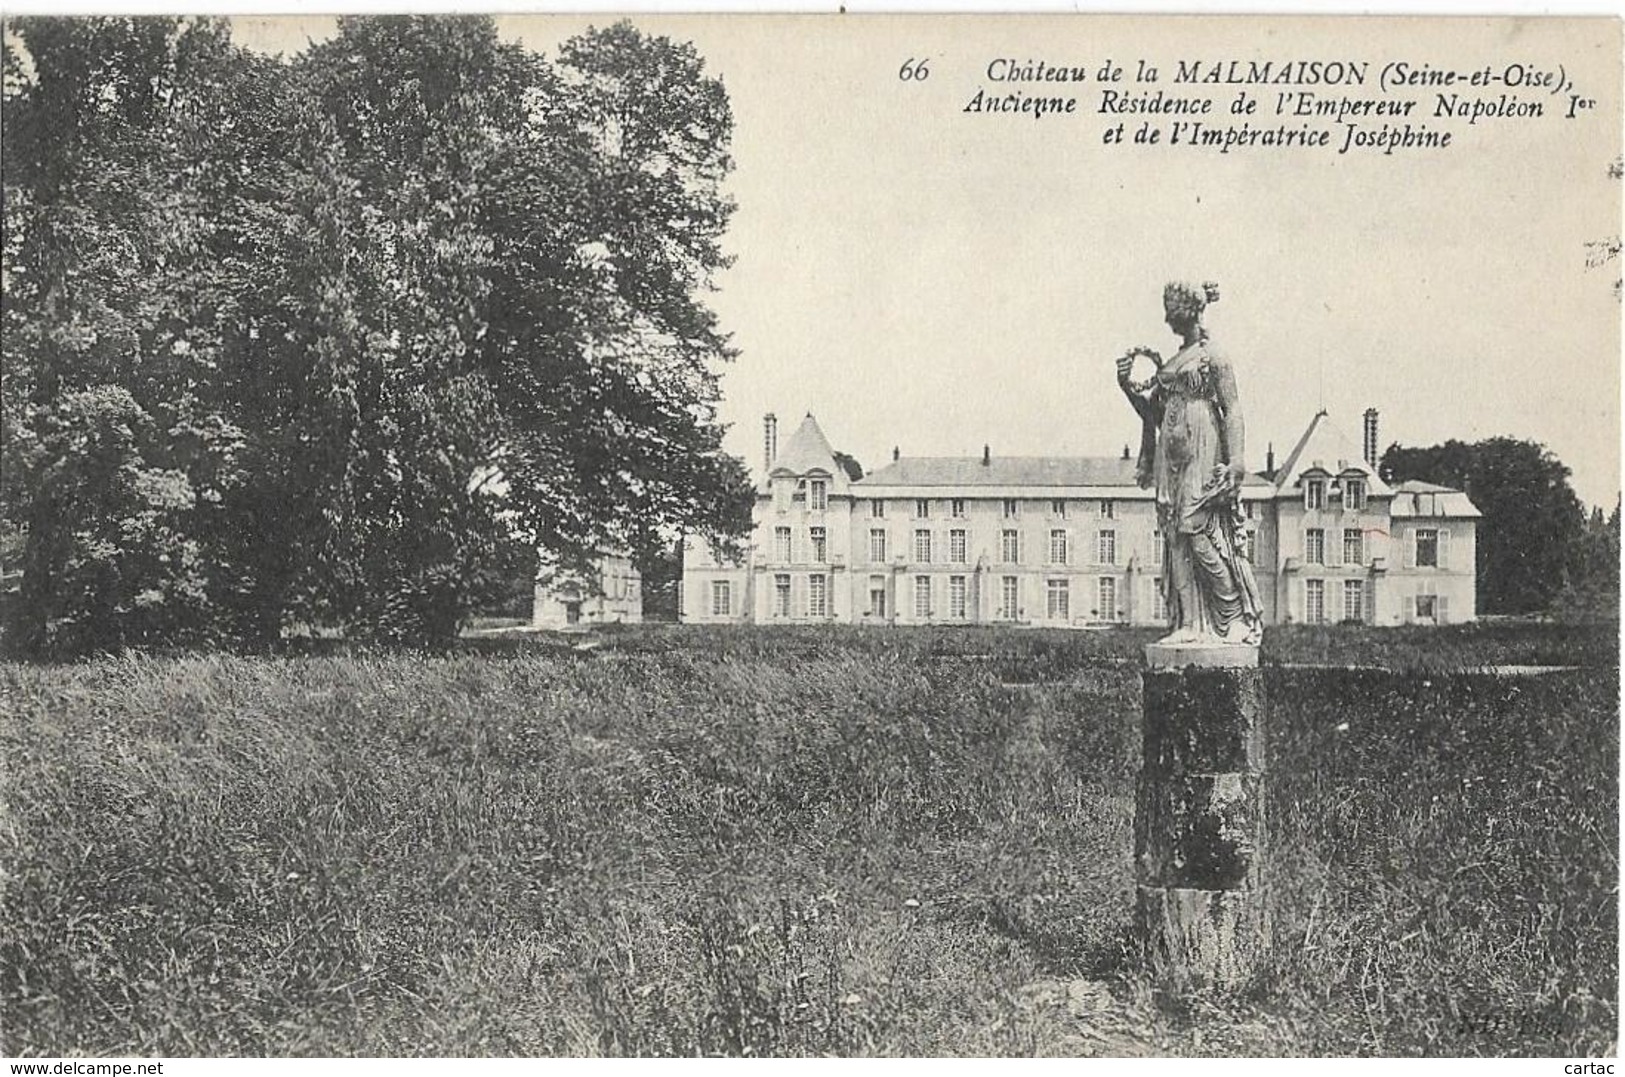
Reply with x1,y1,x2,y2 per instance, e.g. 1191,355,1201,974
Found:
533,552,642,629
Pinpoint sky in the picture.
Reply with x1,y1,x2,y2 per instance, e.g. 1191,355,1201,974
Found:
233,14,1623,508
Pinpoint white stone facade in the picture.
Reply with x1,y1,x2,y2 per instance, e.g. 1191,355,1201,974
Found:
534,553,642,629
681,411,1479,628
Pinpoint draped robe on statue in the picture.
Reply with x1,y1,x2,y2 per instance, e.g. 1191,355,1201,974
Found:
1131,341,1263,642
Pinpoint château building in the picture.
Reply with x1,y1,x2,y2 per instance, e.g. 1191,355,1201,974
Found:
680,409,1479,628
533,552,642,628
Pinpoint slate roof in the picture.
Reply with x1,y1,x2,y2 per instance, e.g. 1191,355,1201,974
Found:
1390,480,1483,518
855,455,1273,490
760,413,852,494
856,456,1138,488
771,414,839,477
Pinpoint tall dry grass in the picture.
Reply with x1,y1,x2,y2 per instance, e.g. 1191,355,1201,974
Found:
1,626,1615,1055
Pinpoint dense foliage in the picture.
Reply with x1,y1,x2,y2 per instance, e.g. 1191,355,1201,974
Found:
1381,438,1618,617
0,15,755,653
2,626,1616,1056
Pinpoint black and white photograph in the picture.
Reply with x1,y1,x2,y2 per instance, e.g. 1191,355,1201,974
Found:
1,10,1619,1061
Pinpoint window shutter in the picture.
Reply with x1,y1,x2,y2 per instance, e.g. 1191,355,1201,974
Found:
1403,530,1416,568
1018,532,1026,566
1438,594,1451,624
1068,528,1077,566
1328,530,1342,567
1438,529,1451,570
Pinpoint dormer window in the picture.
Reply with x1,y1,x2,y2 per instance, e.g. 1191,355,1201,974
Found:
1305,478,1327,510
809,479,828,512
1343,478,1366,512
774,480,791,513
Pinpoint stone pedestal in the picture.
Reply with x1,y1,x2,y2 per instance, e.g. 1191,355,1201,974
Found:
1134,642,1267,992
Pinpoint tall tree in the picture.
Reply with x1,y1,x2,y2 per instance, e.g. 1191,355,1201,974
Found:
278,17,752,638
2,15,756,651
487,21,754,586
2,16,262,652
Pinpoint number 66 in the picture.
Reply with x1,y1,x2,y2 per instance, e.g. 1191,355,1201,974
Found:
898,57,931,81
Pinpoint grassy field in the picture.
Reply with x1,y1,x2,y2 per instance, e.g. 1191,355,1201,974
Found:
1,623,1617,1056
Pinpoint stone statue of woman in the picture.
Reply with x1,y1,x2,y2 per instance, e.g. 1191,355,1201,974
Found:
1116,281,1263,646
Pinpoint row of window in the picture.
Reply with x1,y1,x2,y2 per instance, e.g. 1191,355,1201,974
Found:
762,524,1439,570
874,574,1125,622
767,526,1269,570
773,526,829,562
963,575,1128,621
865,498,1119,521
714,575,836,618
1300,527,1449,567
1303,477,1367,512
791,495,1286,521
712,577,833,617
717,573,1451,624
781,479,1378,518
781,485,1383,526
713,574,1141,621
1300,579,1448,623
772,526,1135,566
773,479,831,513
1302,578,1367,624
1304,528,1364,566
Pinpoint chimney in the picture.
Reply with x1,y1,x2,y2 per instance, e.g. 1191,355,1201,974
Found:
982,444,991,466
1363,408,1379,470
892,446,900,463
1265,442,1275,476
763,413,778,473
